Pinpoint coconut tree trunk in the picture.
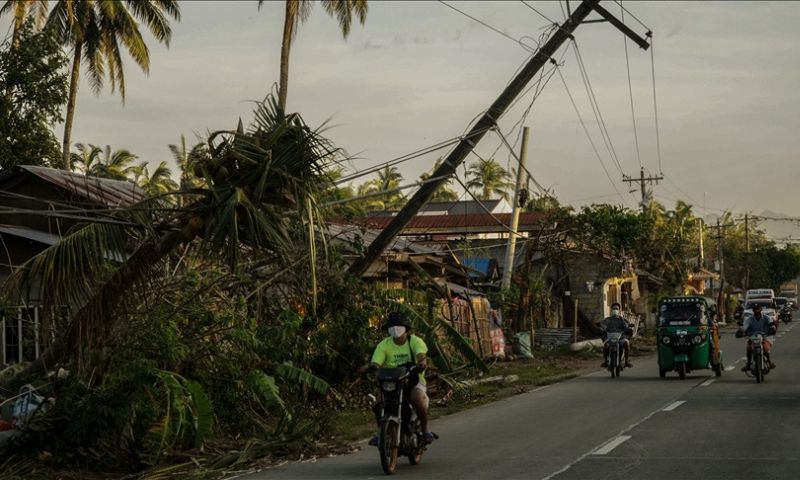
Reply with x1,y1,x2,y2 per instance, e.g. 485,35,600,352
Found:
278,0,295,111
0,229,183,390
62,45,82,171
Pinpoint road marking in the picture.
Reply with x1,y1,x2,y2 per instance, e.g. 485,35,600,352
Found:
542,398,682,480
700,379,715,387
592,435,631,455
725,366,735,371
662,401,686,411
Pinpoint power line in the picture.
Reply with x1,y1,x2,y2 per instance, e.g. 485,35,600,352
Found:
439,1,540,53
519,0,558,25
571,40,625,176
649,32,663,174
614,0,651,32
620,2,642,170
555,65,626,204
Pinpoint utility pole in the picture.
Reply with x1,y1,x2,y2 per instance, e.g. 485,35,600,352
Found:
744,213,750,291
715,219,725,316
622,167,664,212
501,126,530,292
348,0,651,277
698,218,704,269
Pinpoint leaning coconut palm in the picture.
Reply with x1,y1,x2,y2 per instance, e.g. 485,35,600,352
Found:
46,0,181,170
1,96,339,386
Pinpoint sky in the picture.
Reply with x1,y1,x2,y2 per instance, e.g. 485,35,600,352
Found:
9,1,800,234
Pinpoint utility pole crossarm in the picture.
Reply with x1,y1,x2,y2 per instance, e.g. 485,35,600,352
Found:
590,3,651,50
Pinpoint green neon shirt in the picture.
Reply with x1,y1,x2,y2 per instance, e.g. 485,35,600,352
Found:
371,335,428,385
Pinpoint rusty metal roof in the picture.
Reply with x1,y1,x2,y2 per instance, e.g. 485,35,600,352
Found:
342,212,545,232
1,165,146,207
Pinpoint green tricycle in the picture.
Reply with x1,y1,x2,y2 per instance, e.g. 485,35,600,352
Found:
657,296,723,379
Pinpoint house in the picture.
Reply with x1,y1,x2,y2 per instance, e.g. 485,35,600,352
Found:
0,165,145,366
683,268,719,295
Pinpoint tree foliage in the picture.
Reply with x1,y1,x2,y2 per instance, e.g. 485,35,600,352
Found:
0,19,67,169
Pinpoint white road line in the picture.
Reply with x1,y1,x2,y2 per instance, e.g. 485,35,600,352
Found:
662,400,686,412
541,400,671,480
725,365,735,371
592,435,631,455
700,379,715,387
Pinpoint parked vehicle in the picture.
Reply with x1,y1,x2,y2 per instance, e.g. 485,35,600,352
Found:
657,296,722,379
374,365,429,475
605,332,627,378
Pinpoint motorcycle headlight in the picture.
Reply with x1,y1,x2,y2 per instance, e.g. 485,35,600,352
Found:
381,381,397,392
662,336,671,345
692,335,702,344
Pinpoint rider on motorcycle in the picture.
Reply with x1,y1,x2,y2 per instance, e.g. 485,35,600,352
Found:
738,303,777,371
359,312,436,445
600,302,633,368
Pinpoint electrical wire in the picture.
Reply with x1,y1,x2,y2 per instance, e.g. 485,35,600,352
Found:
571,40,625,176
614,0,652,32
649,33,664,174
438,1,540,53
519,0,558,25
555,65,626,204
621,2,642,170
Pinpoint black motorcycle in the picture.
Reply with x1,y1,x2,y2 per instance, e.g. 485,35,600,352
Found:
374,365,429,475
780,307,793,324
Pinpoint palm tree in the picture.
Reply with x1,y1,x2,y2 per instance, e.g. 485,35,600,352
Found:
169,134,209,194
137,160,179,196
466,158,513,201
46,0,181,170
0,0,48,50
1,96,339,387
258,0,368,110
71,143,139,181
420,158,459,202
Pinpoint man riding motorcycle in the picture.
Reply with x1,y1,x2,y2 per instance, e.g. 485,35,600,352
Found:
359,312,437,445
737,303,777,371
600,302,633,368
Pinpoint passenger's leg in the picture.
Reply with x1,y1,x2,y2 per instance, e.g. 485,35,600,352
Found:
410,385,430,433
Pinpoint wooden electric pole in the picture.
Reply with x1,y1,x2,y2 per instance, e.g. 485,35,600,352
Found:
745,213,750,291
622,167,664,212
501,126,530,292
348,0,651,277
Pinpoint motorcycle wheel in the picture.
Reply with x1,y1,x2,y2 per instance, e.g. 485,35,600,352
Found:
408,419,423,465
379,421,399,475
754,355,763,384
676,362,686,380
609,354,617,378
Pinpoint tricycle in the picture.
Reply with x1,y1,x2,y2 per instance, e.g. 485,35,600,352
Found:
657,296,722,379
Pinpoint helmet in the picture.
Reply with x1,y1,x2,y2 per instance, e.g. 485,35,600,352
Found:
385,311,411,330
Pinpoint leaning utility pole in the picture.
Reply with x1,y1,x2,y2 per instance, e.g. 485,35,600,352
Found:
348,0,651,276
715,219,725,314
501,126,530,291
622,167,664,212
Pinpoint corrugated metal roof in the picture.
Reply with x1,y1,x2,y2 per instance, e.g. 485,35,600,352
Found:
327,223,446,255
345,212,544,231
12,166,145,207
0,224,61,245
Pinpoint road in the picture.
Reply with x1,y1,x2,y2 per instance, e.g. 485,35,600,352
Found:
236,321,800,479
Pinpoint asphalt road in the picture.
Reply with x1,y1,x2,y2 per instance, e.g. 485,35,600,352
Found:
236,321,800,480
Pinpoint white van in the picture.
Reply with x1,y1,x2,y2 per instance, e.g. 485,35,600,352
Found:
745,289,775,302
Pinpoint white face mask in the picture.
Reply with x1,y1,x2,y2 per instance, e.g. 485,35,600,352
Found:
388,326,406,339
611,309,621,317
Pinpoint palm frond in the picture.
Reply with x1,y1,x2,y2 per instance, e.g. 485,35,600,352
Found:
247,370,290,420
275,363,330,394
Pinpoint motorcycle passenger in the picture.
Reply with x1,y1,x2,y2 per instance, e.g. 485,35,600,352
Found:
359,312,436,445
600,302,633,368
738,303,777,371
